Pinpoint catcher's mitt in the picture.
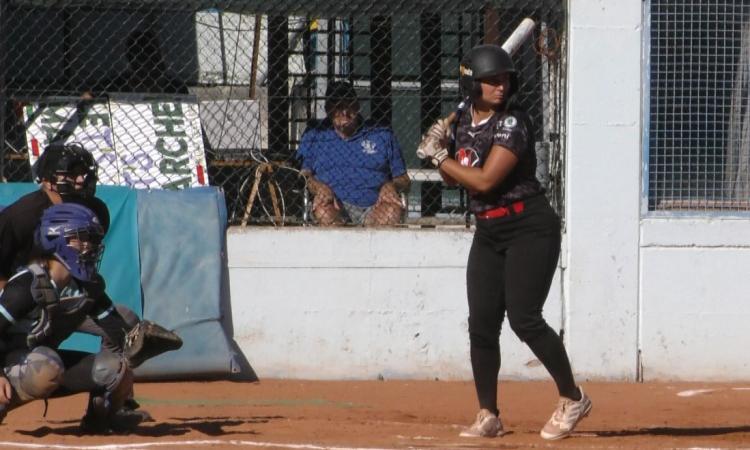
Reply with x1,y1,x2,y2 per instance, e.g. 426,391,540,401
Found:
124,320,183,368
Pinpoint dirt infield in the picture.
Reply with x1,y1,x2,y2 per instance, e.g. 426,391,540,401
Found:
0,379,749,449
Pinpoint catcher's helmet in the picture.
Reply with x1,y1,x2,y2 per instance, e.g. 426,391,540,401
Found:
35,203,104,281
32,142,98,198
324,81,359,115
459,44,518,102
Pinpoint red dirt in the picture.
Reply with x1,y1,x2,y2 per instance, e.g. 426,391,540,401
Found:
1,379,749,449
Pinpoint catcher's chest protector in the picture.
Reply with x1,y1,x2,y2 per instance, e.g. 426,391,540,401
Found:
17,264,94,349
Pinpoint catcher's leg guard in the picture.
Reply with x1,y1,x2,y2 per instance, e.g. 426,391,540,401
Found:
1,347,64,422
80,351,136,434
5,346,64,402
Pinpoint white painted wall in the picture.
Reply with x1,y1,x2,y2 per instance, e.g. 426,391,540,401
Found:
639,219,750,381
564,1,750,381
564,1,643,380
228,228,562,380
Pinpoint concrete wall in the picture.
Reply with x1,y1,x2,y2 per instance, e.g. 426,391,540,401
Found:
228,227,562,380
639,219,750,381
226,220,750,382
564,1,643,379
564,0,750,381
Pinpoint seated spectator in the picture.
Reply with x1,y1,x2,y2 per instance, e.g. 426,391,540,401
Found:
297,81,410,226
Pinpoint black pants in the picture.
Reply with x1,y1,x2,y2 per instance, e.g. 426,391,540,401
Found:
467,195,577,415
53,350,101,397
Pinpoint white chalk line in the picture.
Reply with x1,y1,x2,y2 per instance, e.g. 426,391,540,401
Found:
0,435,744,450
677,389,720,397
0,441,401,450
677,387,750,397
0,439,677,450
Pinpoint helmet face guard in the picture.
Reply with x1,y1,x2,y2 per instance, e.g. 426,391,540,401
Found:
33,143,99,198
36,203,105,281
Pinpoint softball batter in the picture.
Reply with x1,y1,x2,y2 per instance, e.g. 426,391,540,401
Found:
417,44,591,440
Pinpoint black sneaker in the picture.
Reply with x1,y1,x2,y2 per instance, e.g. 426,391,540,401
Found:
122,398,141,411
117,405,154,423
79,409,145,435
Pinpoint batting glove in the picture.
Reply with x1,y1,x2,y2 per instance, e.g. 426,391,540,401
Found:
417,118,452,168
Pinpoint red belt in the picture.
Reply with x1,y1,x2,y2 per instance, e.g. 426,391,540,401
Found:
476,201,525,219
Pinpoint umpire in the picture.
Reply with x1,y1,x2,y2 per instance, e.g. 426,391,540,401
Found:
0,142,107,287
417,45,592,440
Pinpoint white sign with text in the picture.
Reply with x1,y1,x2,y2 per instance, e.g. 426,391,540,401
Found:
24,96,208,189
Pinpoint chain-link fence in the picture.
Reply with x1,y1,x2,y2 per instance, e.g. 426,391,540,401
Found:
649,0,750,213
0,0,566,226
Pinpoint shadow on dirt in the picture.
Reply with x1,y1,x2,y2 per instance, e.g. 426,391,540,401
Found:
594,425,750,437
16,415,285,437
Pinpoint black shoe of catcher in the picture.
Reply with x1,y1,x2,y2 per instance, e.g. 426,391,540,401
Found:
120,398,155,422
79,408,146,435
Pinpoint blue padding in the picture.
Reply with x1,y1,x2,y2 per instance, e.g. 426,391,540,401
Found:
66,186,142,352
0,184,142,353
0,183,37,201
135,186,237,379
93,186,142,317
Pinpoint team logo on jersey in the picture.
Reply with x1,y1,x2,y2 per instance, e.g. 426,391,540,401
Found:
456,147,480,167
503,116,518,128
494,131,511,141
361,139,377,155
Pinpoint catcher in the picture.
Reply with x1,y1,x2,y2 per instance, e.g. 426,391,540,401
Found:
0,203,182,433
0,142,179,419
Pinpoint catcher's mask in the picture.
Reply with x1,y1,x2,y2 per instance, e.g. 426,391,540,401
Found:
33,142,99,198
459,44,518,103
35,203,105,282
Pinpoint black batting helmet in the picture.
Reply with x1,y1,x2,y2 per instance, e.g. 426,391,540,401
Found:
459,44,518,102
32,142,98,198
324,81,359,115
